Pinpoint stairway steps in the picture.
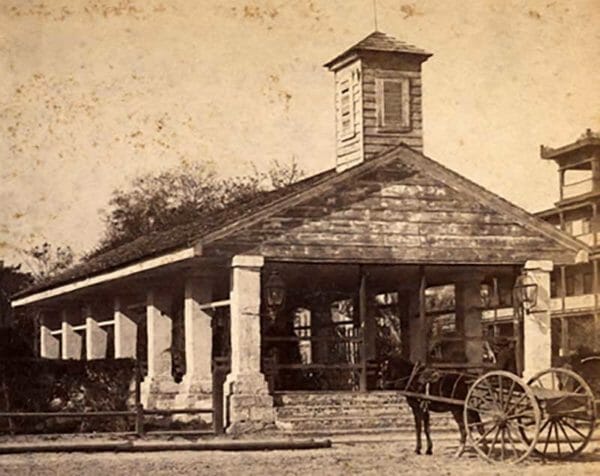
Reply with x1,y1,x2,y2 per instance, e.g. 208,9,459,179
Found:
275,404,411,419
276,415,455,432
274,391,406,407
274,392,457,435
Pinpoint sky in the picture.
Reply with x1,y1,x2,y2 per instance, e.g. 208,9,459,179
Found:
1,0,599,266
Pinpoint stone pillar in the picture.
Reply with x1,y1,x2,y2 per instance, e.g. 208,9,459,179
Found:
141,288,178,408
61,310,82,360
176,276,213,410
455,278,483,365
85,305,107,360
224,255,274,433
40,324,59,359
522,260,553,381
114,297,137,358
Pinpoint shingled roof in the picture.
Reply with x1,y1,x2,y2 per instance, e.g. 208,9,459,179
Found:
324,31,432,69
15,143,588,301
15,167,337,297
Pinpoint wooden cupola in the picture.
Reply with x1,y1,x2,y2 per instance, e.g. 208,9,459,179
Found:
325,31,432,172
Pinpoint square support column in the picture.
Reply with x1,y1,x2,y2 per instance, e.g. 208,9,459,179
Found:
40,323,59,359
141,288,178,408
408,290,422,363
61,310,82,360
522,260,553,381
455,278,483,365
175,276,213,413
85,305,107,360
311,299,332,364
114,297,137,359
224,255,274,433
397,292,411,361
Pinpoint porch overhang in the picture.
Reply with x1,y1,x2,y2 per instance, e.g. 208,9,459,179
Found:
12,245,202,308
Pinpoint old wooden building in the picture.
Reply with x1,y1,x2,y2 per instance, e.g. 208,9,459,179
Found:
12,32,588,432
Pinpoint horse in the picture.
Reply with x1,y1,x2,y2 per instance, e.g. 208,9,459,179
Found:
381,354,483,457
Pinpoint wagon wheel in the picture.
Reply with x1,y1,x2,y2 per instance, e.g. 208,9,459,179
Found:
464,371,541,464
520,368,596,460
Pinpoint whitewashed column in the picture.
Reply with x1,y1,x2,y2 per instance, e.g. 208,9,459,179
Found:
523,260,553,380
141,288,178,408
85,305,107,360
224,255,274,433
61,310,82,360
114,297,137,358
40,323,59,358
181,277,213,393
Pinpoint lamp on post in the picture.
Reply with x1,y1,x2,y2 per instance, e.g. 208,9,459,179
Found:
480,283,493,309
265,271,286,319
513,271,538,315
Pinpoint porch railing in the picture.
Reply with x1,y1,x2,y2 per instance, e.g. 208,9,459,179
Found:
262,327,380,392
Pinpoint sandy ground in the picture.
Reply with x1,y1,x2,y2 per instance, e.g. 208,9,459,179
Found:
0,435,599,476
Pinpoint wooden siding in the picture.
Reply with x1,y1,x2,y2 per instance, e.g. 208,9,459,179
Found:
204,160,570,265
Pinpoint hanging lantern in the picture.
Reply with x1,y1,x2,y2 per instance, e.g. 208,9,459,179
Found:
480,283,492,308
265,271,286,311
512,272,538,314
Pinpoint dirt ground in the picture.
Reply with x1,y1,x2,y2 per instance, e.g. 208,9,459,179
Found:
0,435,599,476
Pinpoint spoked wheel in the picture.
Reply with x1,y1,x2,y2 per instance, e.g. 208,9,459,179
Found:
522,368,596,460
464,371,541,464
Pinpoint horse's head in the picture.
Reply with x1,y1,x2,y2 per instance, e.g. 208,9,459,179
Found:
380,354,414,390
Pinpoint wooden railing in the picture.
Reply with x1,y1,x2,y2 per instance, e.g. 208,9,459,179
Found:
262,328,379,392
481,293,600,321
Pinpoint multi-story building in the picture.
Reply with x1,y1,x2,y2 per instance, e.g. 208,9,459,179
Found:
532,130,600,359
480,131,600,362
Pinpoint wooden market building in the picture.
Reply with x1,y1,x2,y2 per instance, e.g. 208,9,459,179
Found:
11,32,589,432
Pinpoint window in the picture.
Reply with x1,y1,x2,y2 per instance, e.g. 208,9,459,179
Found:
582,219,591,235
564,221,574,235
338,75,356,141
570,219,591,237
376,77,411,130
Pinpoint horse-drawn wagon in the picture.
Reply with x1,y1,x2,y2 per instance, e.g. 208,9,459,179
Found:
384,300,600,463
385,352,598,463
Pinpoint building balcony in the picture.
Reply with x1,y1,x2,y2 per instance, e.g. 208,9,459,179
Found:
481,294,598,321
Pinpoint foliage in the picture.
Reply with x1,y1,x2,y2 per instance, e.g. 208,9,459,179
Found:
0,358,137,434
0,263,33,327
94,157,304,254
20,242,75,283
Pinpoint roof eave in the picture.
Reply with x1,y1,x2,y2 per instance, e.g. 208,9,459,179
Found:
324,47,432,70
541,138,600,159
11,245,201,307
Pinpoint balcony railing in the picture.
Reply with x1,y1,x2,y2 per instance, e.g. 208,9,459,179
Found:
562,178,593,199
481,293,598,321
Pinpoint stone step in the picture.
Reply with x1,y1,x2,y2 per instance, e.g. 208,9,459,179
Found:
275,403,413,419
274,391,458,434
273,391,406,407
275,415,455,433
